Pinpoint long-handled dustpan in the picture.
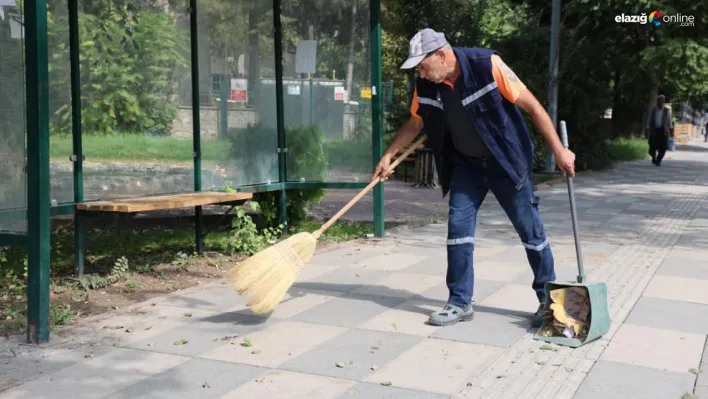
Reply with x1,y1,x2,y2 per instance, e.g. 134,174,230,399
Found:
533,121,610,348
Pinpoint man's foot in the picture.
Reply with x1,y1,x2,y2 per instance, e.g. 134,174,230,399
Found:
655,161,661,166
428,303,474,326
651,159,657,165
530,303,549,328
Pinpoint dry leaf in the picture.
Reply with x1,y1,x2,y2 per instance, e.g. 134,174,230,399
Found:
381,381,392,386
174,339,188,345
252,349,262,354
183,313,192,317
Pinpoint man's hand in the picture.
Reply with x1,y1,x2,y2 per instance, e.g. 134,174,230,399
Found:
554,148,576,177
371,153,394,182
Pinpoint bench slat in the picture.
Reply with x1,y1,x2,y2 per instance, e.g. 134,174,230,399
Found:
76,191,253,213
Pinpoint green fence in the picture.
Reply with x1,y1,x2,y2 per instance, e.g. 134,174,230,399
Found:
0,0,385,343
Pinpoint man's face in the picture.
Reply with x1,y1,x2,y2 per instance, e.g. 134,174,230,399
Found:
417,51,448,84
657,97,665,107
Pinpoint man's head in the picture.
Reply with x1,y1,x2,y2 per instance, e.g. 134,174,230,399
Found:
657,94,666,107
400,28,456,83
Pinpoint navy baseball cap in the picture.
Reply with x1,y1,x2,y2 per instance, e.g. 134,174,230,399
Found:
400,28,449,69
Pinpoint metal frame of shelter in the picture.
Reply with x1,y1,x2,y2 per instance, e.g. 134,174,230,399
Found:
2,0,385,344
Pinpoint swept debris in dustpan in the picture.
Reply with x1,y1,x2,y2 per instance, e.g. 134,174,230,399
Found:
537,286,591,341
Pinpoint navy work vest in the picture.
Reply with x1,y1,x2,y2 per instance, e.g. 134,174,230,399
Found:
415,47,535,197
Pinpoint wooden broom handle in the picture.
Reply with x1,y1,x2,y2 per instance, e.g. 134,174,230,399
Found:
316,135,427,236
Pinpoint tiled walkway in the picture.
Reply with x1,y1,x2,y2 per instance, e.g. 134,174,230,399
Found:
2,141,708,399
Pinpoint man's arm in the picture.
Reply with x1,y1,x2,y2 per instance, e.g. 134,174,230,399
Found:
514,89,565,157
490,54,574,175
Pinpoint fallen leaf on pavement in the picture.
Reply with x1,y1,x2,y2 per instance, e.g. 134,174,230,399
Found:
174,339,188,345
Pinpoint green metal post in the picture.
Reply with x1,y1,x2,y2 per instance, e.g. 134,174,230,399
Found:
68,0,84,276
190,0,203,254
370,0,384,237
273,0,288,232
25,0,52,343
309,77,313,125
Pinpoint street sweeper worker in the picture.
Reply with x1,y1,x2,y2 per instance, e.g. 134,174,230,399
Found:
372,28,576,328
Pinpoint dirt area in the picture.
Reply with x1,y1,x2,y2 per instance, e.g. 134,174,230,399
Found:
14,237,347,337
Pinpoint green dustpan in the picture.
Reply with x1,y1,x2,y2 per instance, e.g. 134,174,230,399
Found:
533,121,610,348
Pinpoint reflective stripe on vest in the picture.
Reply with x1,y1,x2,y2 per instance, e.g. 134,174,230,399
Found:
461,81,498,106
418,96,444,110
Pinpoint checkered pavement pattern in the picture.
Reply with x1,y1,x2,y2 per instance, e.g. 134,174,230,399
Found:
2,141,708,399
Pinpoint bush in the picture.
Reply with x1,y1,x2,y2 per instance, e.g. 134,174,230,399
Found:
228,123,329,228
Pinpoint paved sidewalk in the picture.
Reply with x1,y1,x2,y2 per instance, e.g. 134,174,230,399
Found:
2,141,708,399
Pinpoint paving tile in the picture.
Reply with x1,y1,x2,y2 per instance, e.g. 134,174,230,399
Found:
279,329,421,381
477,284,540,314
295,264,341,282
232,287,344,319
656,259,708,280
123,312,272,357
222,369,356,399
338,382,452,399
431,309,531,348
289,293,407,328
310,247,389,266
625,296,708,335
157,286,247,312
400,255,448,276
292,266,389,294
471,261,527,282
644,275,708,305
665,246,708,262
363,337,504,395
199,320,347,368
0,348,189,399
514,265,585,286
485,247,534,265
351,272,441,298
573,360,695,399
104,358,265,399
600,324,704,373
413,280,506,305
357,299,443,336
355,253,431,271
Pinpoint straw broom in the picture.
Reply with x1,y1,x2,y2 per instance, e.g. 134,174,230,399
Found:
227,135,428,314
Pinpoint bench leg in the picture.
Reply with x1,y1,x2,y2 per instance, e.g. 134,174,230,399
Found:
195,205,203,254
74,210,85,277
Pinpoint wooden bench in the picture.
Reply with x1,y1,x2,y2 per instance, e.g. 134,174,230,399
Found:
77,191,253,213
394,139,426,182
74,191,254,276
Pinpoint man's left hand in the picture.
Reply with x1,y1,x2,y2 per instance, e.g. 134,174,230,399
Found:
555,148,576,177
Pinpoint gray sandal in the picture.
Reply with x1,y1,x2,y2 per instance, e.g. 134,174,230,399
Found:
428,303,474,326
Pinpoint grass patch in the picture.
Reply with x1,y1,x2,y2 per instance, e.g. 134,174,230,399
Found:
50,134,231,164
606,137,649,162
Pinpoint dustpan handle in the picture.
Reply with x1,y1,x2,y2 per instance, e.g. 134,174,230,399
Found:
316,135,428,236
560,121,586,283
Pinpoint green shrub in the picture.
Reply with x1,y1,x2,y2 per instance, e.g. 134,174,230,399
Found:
228,123,329,228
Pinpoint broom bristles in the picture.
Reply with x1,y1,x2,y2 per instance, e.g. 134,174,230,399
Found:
227,232,318,314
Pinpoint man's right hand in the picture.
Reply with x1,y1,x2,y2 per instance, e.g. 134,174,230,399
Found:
371,153,394,182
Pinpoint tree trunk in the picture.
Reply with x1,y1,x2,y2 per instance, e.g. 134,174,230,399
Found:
644,71,660,134
345,0,358,97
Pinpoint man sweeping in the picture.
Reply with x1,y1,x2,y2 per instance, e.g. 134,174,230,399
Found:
372,28,576,328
